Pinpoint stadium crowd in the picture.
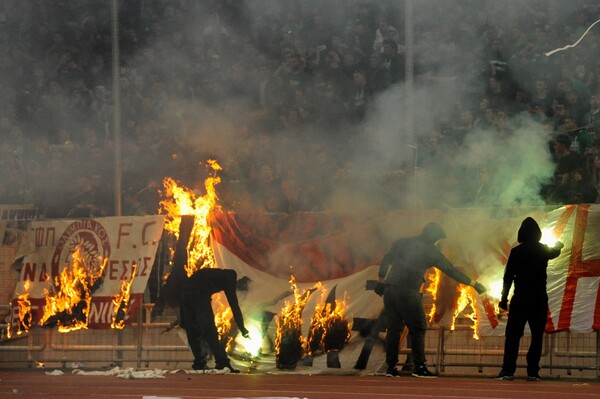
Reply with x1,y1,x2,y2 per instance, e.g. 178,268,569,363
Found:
0,0,599,217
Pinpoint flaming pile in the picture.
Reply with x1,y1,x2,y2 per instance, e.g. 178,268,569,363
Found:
40,244,107,333
275,276,320,369
305,290,350,356
159,159,222,277
111,264,138,329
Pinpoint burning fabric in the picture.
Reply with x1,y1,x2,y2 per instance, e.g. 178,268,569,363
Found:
39,244,107,332
305,288,350,358
274,276,320,369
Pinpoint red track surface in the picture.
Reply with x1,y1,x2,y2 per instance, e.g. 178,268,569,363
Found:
1,371,600,399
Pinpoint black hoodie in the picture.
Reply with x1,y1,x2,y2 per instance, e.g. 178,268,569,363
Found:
500,217,562,303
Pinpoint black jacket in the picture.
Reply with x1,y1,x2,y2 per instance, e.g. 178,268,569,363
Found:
379,232,472,290
501,217,562,303
183,268,246,332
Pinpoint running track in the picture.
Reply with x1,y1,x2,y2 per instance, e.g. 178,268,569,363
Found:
1,371,599,399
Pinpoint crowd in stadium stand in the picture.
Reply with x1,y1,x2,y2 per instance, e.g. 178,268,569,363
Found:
0,0,598,217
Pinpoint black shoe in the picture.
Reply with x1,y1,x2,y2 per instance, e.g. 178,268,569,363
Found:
495,371,514,381
192,363,208,371
354,363,366,370
412,366,437,378
526,375,541,381
385,368,400,377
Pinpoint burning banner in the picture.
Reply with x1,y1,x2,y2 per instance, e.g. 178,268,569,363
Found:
6,216,164,336
274,276,320,369
210,204,600,355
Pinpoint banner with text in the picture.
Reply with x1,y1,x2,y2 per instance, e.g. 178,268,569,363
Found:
7,216,164,335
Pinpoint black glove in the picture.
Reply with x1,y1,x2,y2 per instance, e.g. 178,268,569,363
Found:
554,241,564,249
240,327,250,339
374,282,385,297
473,281,486,295
498,299,508,311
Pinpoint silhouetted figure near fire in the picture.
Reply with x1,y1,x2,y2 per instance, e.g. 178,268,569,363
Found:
181,268,249,372
496,217,563,381
377,222,486,378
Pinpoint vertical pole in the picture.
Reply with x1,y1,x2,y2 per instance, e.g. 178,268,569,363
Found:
404,0,417,208
111,0,123,216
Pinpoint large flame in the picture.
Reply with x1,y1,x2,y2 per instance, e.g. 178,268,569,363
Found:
40,244,107,333
159,159,222,277
159,160,233,340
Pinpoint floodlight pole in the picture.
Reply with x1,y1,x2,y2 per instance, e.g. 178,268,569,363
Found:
404,0,417,208
111,0,123,216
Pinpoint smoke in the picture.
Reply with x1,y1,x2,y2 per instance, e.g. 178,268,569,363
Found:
1,0,597,216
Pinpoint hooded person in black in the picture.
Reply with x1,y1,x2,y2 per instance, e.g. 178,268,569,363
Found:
180,268,249,372
377,222,486,378
496,217,563,381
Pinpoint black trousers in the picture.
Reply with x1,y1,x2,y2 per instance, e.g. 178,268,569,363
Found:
501,295,548,376
383,286,426,369
180,291,231,369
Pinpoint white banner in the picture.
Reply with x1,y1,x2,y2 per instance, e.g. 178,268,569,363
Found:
7,216,164,334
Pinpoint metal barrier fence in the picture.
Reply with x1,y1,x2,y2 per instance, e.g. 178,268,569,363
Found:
1,303,598,379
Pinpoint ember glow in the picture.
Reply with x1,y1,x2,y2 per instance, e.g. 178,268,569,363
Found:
159,159,222,277
111,264,138,329
40,244,107,333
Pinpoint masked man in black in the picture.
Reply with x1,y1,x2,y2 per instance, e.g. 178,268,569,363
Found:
496,217,563,381
376,222,486,378
180,268,249,372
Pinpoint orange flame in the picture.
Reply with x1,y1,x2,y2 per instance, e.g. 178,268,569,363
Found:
111,264,138,329
40,244,107,333
159,159,222,277
451,285,480,339
275,276,320,359
305,289,350,356
8,280,33,338
425,268,441,322
214,295,233,348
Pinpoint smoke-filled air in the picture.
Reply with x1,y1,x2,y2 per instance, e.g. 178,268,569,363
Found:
0,0,598,217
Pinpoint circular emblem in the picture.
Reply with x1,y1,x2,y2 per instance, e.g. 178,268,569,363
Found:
51,219,111,279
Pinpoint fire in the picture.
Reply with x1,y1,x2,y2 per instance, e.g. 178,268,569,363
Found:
305,289,350,356
159,160,232,341
40,244,107,333
16,292,32,335
111,264,138,329
425,268,441,322
159,159,222,277
214,295,233,349
451,285,480,339
8,281,33,338
275,276,320,368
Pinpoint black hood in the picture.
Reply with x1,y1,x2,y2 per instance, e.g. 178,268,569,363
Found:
421,222,446,244
517,217,542,244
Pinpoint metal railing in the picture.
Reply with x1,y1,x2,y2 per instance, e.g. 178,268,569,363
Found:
1,303,599,379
